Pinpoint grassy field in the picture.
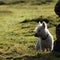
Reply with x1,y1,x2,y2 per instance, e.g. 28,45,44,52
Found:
0,0,60,60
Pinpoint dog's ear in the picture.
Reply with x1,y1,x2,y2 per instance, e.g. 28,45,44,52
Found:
42,21,47,29
39,21,41,25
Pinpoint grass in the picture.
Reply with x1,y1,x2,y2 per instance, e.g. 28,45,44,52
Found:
0,1,60,60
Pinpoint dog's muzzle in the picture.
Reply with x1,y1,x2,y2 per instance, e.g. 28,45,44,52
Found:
34,33,48,40
34,33,39,37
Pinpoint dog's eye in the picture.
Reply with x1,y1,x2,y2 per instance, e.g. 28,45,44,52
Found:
38,30,41,32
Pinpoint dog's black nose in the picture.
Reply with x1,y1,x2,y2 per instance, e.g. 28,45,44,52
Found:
34,33,38,37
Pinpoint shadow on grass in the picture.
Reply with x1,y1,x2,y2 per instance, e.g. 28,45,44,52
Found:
0,1,25,5
0,11,12,14
13,53,43,60
13,52,59,60
21,16,49,23
21,16,57,27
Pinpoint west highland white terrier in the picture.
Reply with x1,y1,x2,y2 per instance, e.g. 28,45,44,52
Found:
34,21,54,51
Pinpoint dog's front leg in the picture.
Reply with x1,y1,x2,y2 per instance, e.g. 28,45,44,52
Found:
50,40,54,51
36,39,42,51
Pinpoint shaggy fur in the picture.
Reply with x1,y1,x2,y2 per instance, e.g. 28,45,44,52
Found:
34,21,54,51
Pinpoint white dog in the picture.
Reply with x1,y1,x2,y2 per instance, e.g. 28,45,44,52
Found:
34,21,54,51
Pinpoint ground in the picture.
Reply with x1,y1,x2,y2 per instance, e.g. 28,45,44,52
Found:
0,0,60,60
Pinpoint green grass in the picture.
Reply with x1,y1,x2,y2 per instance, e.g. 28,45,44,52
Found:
0,1,60,60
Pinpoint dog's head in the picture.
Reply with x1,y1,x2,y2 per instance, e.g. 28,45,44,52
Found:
34,21,48,38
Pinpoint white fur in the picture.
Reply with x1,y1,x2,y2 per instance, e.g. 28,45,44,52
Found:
34,21,54,51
